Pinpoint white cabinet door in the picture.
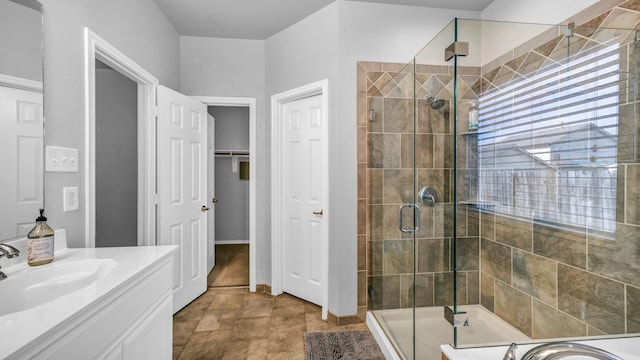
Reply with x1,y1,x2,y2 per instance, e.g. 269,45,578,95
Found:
122,297,172,360
157,85,208,312
282,94,324,306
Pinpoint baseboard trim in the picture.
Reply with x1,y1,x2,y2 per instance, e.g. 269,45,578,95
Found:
254,284,363,326
327,311,365,326
256,283,272,294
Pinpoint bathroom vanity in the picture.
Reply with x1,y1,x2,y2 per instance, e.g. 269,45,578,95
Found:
0,231,177,359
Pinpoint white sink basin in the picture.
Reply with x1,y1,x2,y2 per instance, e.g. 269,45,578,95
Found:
0,259,118,316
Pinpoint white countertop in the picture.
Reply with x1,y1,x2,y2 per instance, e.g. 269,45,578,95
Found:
441,335,640,359
0,231,176,358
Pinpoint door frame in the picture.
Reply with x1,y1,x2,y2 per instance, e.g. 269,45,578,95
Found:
192,96,257,292
270,80,329,319
83,28,158,247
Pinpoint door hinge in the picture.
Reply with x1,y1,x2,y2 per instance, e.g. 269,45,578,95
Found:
154,193,159,205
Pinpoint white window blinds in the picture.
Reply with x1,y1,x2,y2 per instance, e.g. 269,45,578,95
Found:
477,41,623,234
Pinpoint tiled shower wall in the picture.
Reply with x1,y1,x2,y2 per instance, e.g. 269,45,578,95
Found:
357,0,640,339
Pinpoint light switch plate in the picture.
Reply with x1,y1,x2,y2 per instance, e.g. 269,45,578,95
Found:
63,187,79,212
46,146,79,172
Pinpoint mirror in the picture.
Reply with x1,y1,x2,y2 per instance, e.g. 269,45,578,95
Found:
0,0,44,242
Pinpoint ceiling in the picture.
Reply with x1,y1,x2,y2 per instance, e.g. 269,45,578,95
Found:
153,0,495,40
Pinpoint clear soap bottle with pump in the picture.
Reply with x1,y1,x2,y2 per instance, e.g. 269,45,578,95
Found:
468,102,479,131
27,209,55,266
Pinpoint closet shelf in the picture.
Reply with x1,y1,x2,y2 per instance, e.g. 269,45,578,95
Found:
214,150,250,157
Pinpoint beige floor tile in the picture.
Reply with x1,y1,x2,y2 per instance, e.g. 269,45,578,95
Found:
173,320,199,346
209,293,246,311
195,310,239,331
174,303,208,322
266,352,306,360
246,339,270,360
172,346,183,360
272,304,305,317
274,293,307,307
244,291,275,301
208,244,249,287
175,265,370,359
238,299,274,318
229,316,272,340
305,312,342,332
268,323,306,353
220,340,251,360
178,330,231,360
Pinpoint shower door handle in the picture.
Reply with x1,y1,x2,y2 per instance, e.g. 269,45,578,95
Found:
398,203,420,233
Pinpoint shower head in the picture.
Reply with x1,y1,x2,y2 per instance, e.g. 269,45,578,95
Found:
426,95,445,110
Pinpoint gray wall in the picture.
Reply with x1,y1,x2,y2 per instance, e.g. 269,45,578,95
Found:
214,158,250,242
95,65,137,247
40,0,180,247
209,106,249,150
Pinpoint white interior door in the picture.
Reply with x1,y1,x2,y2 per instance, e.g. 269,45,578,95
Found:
207,113,216,274
0,85,43,239
157,85,208,313
282,94,324,306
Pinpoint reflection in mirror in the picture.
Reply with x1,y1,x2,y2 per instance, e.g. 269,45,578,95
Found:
0,0,44,242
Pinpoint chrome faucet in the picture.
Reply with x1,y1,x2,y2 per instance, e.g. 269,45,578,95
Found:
503,343,518,360
0,243,20,281
520,342,623,360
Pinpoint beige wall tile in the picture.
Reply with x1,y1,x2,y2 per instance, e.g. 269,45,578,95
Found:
495,215,532,251
532,300,587,339
494,281,532,337
558,264,625,334
533,222,586,269
481,238,511,284
513,250,557,305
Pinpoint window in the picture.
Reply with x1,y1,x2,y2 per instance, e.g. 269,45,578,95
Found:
477,41,622,234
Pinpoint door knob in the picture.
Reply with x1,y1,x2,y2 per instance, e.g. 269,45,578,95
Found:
201,205,210,212
313,210,323,216
212,197,219,203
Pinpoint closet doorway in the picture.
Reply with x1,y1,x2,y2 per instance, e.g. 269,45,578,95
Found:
193,97,257,291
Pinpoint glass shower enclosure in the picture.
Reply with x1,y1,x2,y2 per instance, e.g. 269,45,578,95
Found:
364,14,640,360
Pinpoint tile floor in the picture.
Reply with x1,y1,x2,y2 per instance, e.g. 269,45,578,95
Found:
207,245,249,287
173,287,369,359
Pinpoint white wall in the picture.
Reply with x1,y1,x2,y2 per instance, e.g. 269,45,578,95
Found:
481,0,601,23
180,36,267,281
479,0,602,67
40,0,180,247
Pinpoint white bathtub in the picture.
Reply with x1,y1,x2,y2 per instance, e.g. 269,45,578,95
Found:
367,305,530,359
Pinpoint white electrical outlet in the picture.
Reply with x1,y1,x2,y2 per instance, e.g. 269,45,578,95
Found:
63,187,79,212
46,146,79,172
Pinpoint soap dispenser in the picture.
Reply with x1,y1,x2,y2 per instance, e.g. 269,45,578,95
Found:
27,209,54,266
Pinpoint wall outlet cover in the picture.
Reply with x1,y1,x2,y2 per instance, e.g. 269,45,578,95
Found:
63,187,79,212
